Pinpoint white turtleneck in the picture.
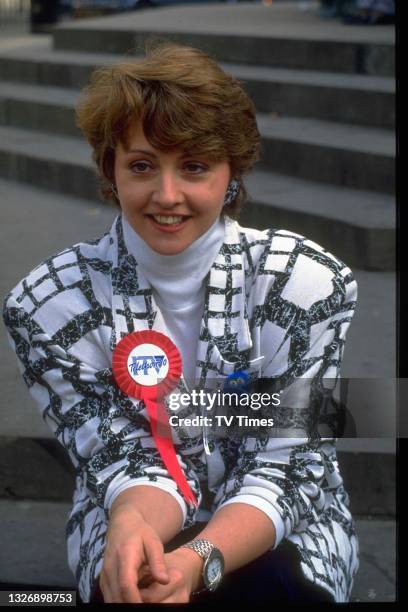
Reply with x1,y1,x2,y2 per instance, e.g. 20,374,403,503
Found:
121,214,225,385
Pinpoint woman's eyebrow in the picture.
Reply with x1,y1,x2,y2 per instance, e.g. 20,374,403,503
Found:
126,148,157,157
126,148,196,159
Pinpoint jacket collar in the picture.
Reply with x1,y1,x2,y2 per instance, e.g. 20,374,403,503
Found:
108,214,252,377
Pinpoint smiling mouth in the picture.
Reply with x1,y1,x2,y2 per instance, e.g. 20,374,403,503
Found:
147,214,191,226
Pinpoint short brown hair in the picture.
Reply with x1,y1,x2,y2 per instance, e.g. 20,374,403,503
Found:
75,41,261,219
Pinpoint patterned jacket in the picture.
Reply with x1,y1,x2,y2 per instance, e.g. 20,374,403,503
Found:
3,214,359,602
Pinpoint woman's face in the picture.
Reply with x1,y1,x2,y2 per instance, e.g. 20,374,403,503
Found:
113,121,231,255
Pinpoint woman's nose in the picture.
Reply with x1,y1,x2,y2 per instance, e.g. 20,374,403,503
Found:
152,173,184,207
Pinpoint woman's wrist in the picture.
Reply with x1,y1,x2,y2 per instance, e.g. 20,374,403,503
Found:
171,548,204,593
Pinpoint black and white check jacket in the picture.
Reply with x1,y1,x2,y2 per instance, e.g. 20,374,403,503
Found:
3,214,359,602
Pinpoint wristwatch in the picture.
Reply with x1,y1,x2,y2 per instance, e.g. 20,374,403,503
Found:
180,538,225,594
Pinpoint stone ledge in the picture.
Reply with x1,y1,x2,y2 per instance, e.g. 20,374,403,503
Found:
0,437,395,516
0,498,396,602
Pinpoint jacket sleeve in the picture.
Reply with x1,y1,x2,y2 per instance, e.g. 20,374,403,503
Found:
3,289,201,527
211,248,358,548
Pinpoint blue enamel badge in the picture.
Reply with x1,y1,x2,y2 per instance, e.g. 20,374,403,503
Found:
223,370,250,393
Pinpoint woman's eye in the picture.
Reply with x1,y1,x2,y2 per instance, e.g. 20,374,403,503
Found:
130,161,152,173
184,162,207,174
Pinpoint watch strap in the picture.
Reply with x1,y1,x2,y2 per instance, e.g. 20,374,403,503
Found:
180,538,215,559
180,538,219,596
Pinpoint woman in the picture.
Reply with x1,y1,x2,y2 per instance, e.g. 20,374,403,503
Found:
3,42,359,604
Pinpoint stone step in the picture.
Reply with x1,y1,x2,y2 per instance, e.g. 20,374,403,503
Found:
0,435,395,517
256,114,394,194
243,171,395,271
0,85,395,195
0,125,98,202
0,500,76,590
0,498,396,602
0,128,394,270
229,62,394,129
0,37,395,128
50,2,394,77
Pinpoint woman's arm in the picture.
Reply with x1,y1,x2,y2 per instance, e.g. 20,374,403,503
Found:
3,283,201,603
105,483,277,605
99,485,185,603
109,484,184,541
139,254,359,604
2,290,200,525
137,502,276,603
192,502,276,574
210,259,359,551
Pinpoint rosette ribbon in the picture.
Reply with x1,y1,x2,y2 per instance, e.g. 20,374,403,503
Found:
112,330,198,508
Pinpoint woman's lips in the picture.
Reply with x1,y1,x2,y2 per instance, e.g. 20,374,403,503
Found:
147,215,191,233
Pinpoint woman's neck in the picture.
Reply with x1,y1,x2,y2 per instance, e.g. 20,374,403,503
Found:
121,214,225,310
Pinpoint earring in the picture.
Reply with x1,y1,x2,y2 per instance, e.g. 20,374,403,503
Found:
110,183,119,199
223,179,240,206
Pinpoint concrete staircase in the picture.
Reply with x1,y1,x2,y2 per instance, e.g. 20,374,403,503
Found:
0,1,395,602
0,3,395,270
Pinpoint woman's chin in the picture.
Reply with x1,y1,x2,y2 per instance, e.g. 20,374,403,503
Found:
153,245,190,256
146,236,192,256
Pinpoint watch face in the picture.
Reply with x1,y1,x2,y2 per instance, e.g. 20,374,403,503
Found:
208,557,222,582
204,549,225,591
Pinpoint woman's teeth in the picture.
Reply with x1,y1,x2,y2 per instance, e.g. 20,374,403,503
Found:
152,215,186,225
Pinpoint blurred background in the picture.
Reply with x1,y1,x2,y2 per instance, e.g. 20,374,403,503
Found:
0,0,396,34
0,0,396,603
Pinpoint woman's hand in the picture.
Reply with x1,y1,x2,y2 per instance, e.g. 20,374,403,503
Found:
139,548,203,603
99,503,170,603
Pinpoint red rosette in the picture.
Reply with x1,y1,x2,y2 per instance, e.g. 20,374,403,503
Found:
112,330,198,508
112,330,182,401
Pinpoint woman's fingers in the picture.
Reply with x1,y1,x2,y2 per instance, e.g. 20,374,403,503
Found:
102,536,168,602
100,509,170,602
143,535,170,584
139,569,190,604
100,545,142,603
116,549,144,603
137,563,155,588
99,559,120,603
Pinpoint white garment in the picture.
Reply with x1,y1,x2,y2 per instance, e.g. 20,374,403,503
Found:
121,214,225,386
3,215,359,602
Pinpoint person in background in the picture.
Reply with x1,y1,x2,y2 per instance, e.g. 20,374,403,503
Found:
342,0,395,24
